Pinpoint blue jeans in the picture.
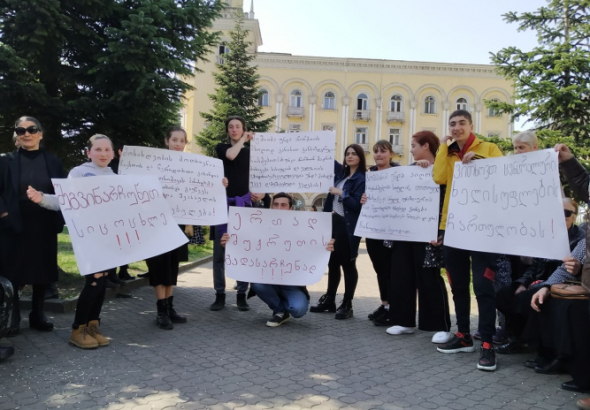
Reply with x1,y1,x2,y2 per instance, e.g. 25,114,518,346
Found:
250,284,309,318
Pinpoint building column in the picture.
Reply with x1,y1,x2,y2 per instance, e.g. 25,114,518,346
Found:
276,93,284,132
342,96,350,160
442,101,449,137
309,95,317,131
409,99,417,159
374,97,383,144
474,102,482,134
508,120,513,139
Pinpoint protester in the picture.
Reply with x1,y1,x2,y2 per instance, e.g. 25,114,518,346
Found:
211,116,263,312
359,140,398,323
310,144,366,320
0,116,66,336
28,134,115,349
372,131,453,343
220,193,334,327
432,110,503,371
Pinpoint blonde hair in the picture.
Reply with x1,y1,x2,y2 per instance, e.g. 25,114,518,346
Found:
512,131,538,147
87,134,113,150
563,197,579,215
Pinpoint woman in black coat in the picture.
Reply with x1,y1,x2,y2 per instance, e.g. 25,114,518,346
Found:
0,116,66,335
310,144,366,320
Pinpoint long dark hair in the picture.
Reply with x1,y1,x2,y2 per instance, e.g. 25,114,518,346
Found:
224,116,247,136
343,144,366,176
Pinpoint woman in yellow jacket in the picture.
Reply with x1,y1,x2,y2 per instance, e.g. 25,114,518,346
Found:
432,110,503,372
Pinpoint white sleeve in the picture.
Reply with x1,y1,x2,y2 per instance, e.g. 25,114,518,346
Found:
38,194,61,211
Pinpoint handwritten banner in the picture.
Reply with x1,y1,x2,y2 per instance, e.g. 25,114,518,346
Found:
354,166,440,242
250,131,335,193
119,146,227,225
52,175,188,276
225,207,332,286
444,149,569,259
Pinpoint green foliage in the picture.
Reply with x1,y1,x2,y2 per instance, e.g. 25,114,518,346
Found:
0,0,223,168
489,0,590,158
196,16,275,156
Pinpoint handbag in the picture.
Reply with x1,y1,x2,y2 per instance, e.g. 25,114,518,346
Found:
550,283,590,300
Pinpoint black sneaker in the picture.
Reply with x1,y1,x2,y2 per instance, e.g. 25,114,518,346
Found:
373,312,392,327
236,293,250,311
368,305,385,320
436,332,475,354
309,294,336,313
266,312,290,327
478,342,497,371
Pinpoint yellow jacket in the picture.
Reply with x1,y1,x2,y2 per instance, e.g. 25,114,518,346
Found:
433,136,503,230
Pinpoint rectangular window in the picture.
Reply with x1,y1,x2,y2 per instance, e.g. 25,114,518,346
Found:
389,128,401,146
355,128,367,144
288,124,302,133
322,124,336,132
487,132,501,138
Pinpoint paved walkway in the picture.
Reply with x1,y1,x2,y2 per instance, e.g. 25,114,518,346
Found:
0,244,585,410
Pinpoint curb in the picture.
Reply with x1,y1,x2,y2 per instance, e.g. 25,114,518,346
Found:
20,255,214,314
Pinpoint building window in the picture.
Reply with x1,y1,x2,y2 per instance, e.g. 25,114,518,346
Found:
357,93,369,110
313,195,327,212
322,124,336,132
488,98,501,117
217,43,229,64
355,127,368,144
390,95,402,112
258,89,269,107
288,123,301,133
456,98,468,111
290,90,302,107
324,92,335,110
389,128,401,145
487,132,501,138
424,96,436,114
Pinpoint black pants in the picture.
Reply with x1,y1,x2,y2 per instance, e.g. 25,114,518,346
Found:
30,284,47,316
443,246,498,343
73,273,107,326
495,284,529,339
326,214,358,301
366,239,392,302
389,241,451,331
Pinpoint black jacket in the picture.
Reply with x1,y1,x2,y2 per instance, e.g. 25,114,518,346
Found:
0,150,66,234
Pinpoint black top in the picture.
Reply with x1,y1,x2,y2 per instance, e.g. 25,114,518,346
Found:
18,149,52,202
216,143,250,198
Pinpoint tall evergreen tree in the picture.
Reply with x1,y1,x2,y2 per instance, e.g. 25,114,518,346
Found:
196,16,275,157
490,0,590,162
0,0,223,166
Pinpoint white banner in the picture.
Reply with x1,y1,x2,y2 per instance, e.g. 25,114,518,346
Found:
250,131,335,193
354,166,440,242
225,207,332,286
119,146,228,225
52,175,188,276
444,149,570,259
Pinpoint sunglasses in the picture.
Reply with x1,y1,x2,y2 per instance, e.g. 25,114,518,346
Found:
564,210,576,218
14,126,40,136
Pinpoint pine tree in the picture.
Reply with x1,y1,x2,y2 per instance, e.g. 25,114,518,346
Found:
489,0,590,162
196,16,275,157
0,0,223,166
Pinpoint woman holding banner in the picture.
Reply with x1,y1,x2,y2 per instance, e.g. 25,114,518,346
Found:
28,134,115,349
359,140,398,323
378,131,452,342
0,116,66,337
310,144,366,320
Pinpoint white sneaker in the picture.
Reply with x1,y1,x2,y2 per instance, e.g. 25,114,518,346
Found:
431,331,454,344
386,325,415,335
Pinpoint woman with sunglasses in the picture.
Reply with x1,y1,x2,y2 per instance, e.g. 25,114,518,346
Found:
0,116,66,336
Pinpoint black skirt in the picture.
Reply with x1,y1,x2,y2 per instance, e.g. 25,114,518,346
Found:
0,200,59,286
146,225,186,287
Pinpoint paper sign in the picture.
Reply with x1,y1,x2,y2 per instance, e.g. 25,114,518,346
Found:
52,175,188,276
444,149,570,259
250,131,335,193
354,166,440,242
225,207,332,286
119,146,228,225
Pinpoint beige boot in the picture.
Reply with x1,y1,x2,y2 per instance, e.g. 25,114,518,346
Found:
69,324,99,349
87,320,109,347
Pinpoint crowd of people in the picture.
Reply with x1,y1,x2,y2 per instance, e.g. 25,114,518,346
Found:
0,111,589,409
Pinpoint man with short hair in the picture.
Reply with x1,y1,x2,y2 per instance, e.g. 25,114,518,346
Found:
221,192,334,327
433,110,503,371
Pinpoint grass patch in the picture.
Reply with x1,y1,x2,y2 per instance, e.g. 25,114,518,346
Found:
52,227,213,299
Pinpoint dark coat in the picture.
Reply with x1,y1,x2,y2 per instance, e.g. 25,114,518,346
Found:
0,150,66,234
560,157,590,291
323,161,366,259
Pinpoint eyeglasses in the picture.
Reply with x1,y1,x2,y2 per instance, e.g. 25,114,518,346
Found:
564,210,576,218
14,126,39,136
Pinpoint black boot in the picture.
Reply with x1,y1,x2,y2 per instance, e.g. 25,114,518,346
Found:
335,299,353,320
309,294,336,313
167,296,187,323
210,293,225,311
156,299,173,330
30,286,53,331
118,265,134,281
107,268,121,285
7,291,20,337
236,293,250,311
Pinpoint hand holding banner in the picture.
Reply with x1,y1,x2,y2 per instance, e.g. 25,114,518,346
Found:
52,175,188,275
119,146,228,225
225,207,332,286
443,149,569,259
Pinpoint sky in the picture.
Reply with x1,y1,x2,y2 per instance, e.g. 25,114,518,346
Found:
245,0,549,129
